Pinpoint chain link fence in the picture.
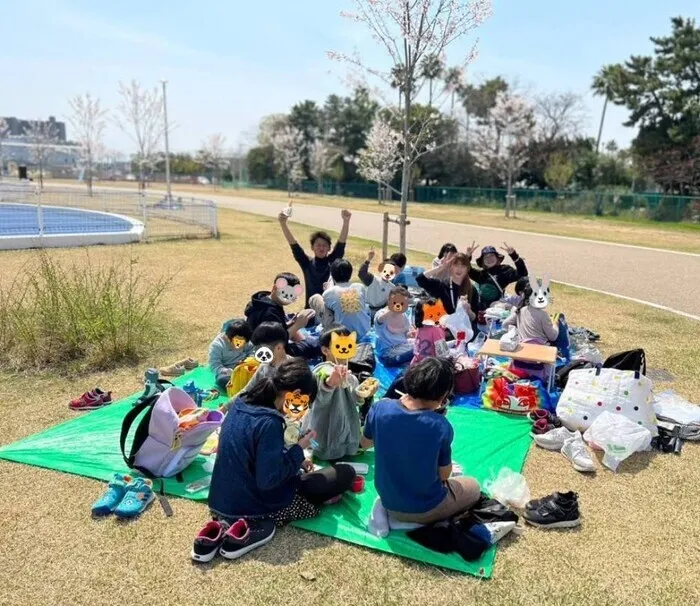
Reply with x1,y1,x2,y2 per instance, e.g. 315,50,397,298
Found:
0,181,218,245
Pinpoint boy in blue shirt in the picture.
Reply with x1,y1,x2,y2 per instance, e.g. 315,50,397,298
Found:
361,357,481,524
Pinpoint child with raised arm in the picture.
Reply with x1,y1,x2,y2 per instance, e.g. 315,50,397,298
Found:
278,208,352,307
358,248,397,321
465,241,528,309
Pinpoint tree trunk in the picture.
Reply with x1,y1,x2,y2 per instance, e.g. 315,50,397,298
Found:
87,150,93,197
317,179,323,195
505,162,513,218
595,96,608,154
399,81,411,255
429,79,433,107
39,157,44,191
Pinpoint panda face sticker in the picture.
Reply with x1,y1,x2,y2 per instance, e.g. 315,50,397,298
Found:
255,346,274,364
274,277,303,306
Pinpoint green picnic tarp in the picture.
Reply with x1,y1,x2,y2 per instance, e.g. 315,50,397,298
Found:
0,367,532,578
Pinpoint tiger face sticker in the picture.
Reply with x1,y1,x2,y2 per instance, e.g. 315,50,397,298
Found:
330,331,357,360
283,389,310,421
231,335,247,349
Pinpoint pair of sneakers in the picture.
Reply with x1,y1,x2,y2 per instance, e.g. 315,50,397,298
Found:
533,426,596,473
91,473,155,519
191,518,275,563
524,491,581,529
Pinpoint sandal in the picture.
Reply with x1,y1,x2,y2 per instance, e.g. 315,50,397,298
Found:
114,478,155,519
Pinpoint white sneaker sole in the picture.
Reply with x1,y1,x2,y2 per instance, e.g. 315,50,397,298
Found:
191,546,219,563
525,518,581,529
561,451,596,473
219,527,276,560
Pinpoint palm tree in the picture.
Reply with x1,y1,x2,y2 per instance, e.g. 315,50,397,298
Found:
420,54,444,106
390,63,415,111
592,66,621,154
443,66,464,117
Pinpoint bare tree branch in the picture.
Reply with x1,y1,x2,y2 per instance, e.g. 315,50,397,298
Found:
68,92,108,195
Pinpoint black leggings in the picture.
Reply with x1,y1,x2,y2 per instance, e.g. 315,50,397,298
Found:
271,463,356,527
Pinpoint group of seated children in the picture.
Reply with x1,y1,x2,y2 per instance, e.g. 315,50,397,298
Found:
198,211,564,559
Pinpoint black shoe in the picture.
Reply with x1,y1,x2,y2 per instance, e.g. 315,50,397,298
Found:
525,491,577,512
219,518,276,560
524,494,580,529
191,520,229,563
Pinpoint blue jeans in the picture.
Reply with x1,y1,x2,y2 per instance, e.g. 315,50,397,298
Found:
378,343,414,367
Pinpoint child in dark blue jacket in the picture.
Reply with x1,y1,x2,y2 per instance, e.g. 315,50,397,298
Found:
209,358,356,529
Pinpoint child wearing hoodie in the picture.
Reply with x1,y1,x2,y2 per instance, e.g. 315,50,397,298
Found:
466,242,528,309
358,248,397,321
302,326,363,462
244,272,319,359
208,319,254,389
375,286,414,367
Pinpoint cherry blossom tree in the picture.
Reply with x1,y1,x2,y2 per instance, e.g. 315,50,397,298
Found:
329,0,492,252
25,119,60,190
271,125,306,196
471,91,535,217
357,114,403,203
309,130,343,194
68,93,108,195
115,80,164,191
197,133,230,185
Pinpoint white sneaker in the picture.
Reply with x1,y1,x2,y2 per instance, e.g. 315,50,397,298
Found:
533,427,578,451
561,433,596,473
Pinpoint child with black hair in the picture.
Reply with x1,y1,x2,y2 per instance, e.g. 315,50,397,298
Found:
209,358,356,541
303,325,363,462
358,248,397,320
278,208,352,307
361,357,481,525
432,243,457,269
389,252,409,285
310,259,371,339
245,272,319,359
411,297,449,365
208,319,254,389
375,286,414,367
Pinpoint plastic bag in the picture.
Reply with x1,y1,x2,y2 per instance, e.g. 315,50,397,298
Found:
583,411,652,471
499,325,520,352
442,303,474,343
467,332,487,357
654,391,700,425
483,467,531,508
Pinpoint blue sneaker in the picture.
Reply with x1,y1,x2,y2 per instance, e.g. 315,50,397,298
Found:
114,478,155,519
91,473,134,516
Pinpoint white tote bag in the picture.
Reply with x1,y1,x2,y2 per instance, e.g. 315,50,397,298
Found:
557,367,657,436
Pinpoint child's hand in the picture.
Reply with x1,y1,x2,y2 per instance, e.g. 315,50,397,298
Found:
300,459,314,473
326,364,347,389
500,242,515,255
341,209,352,222
407,328,417,338
298,430,317,450
278,211,289,224
366,248,376,263
465,240,479,257
295,309,315,328
460,296,471,311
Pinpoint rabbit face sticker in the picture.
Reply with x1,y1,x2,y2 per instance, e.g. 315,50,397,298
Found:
255,346,274,364
330,331,357,360
379,262,396,282
529,275,550,310
274,277,303,306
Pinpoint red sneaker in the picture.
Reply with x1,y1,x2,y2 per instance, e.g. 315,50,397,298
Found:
69,388,113,411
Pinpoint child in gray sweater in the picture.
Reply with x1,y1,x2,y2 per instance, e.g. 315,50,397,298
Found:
208,319,254,388
302,326,363,462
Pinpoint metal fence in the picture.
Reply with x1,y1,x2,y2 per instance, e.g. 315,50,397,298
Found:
249,179,700,223
0,181,218,243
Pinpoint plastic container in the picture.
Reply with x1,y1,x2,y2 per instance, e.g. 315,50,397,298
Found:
351,475,365,493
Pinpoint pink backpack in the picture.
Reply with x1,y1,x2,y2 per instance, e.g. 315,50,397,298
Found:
120,387,223,479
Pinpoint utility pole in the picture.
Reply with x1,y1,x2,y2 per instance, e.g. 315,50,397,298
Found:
161,80,172,201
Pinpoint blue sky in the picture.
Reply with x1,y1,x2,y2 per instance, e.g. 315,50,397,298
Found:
1,0,696,154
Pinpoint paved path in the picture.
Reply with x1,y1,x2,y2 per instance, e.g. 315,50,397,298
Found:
208,194,700,320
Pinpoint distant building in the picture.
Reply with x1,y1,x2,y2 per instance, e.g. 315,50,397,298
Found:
1,115,79,175
1,115,67,142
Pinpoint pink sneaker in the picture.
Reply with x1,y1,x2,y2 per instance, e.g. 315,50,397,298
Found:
69,388,113,411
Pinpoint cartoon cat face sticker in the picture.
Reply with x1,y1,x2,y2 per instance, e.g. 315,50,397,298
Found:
275,277,303,306
231,335,247,349
423,299,447,325
388,292,409,314
255,346,274,364
283,389,310,421
528,274,550,310
379,261,396,282
330,331,357,360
